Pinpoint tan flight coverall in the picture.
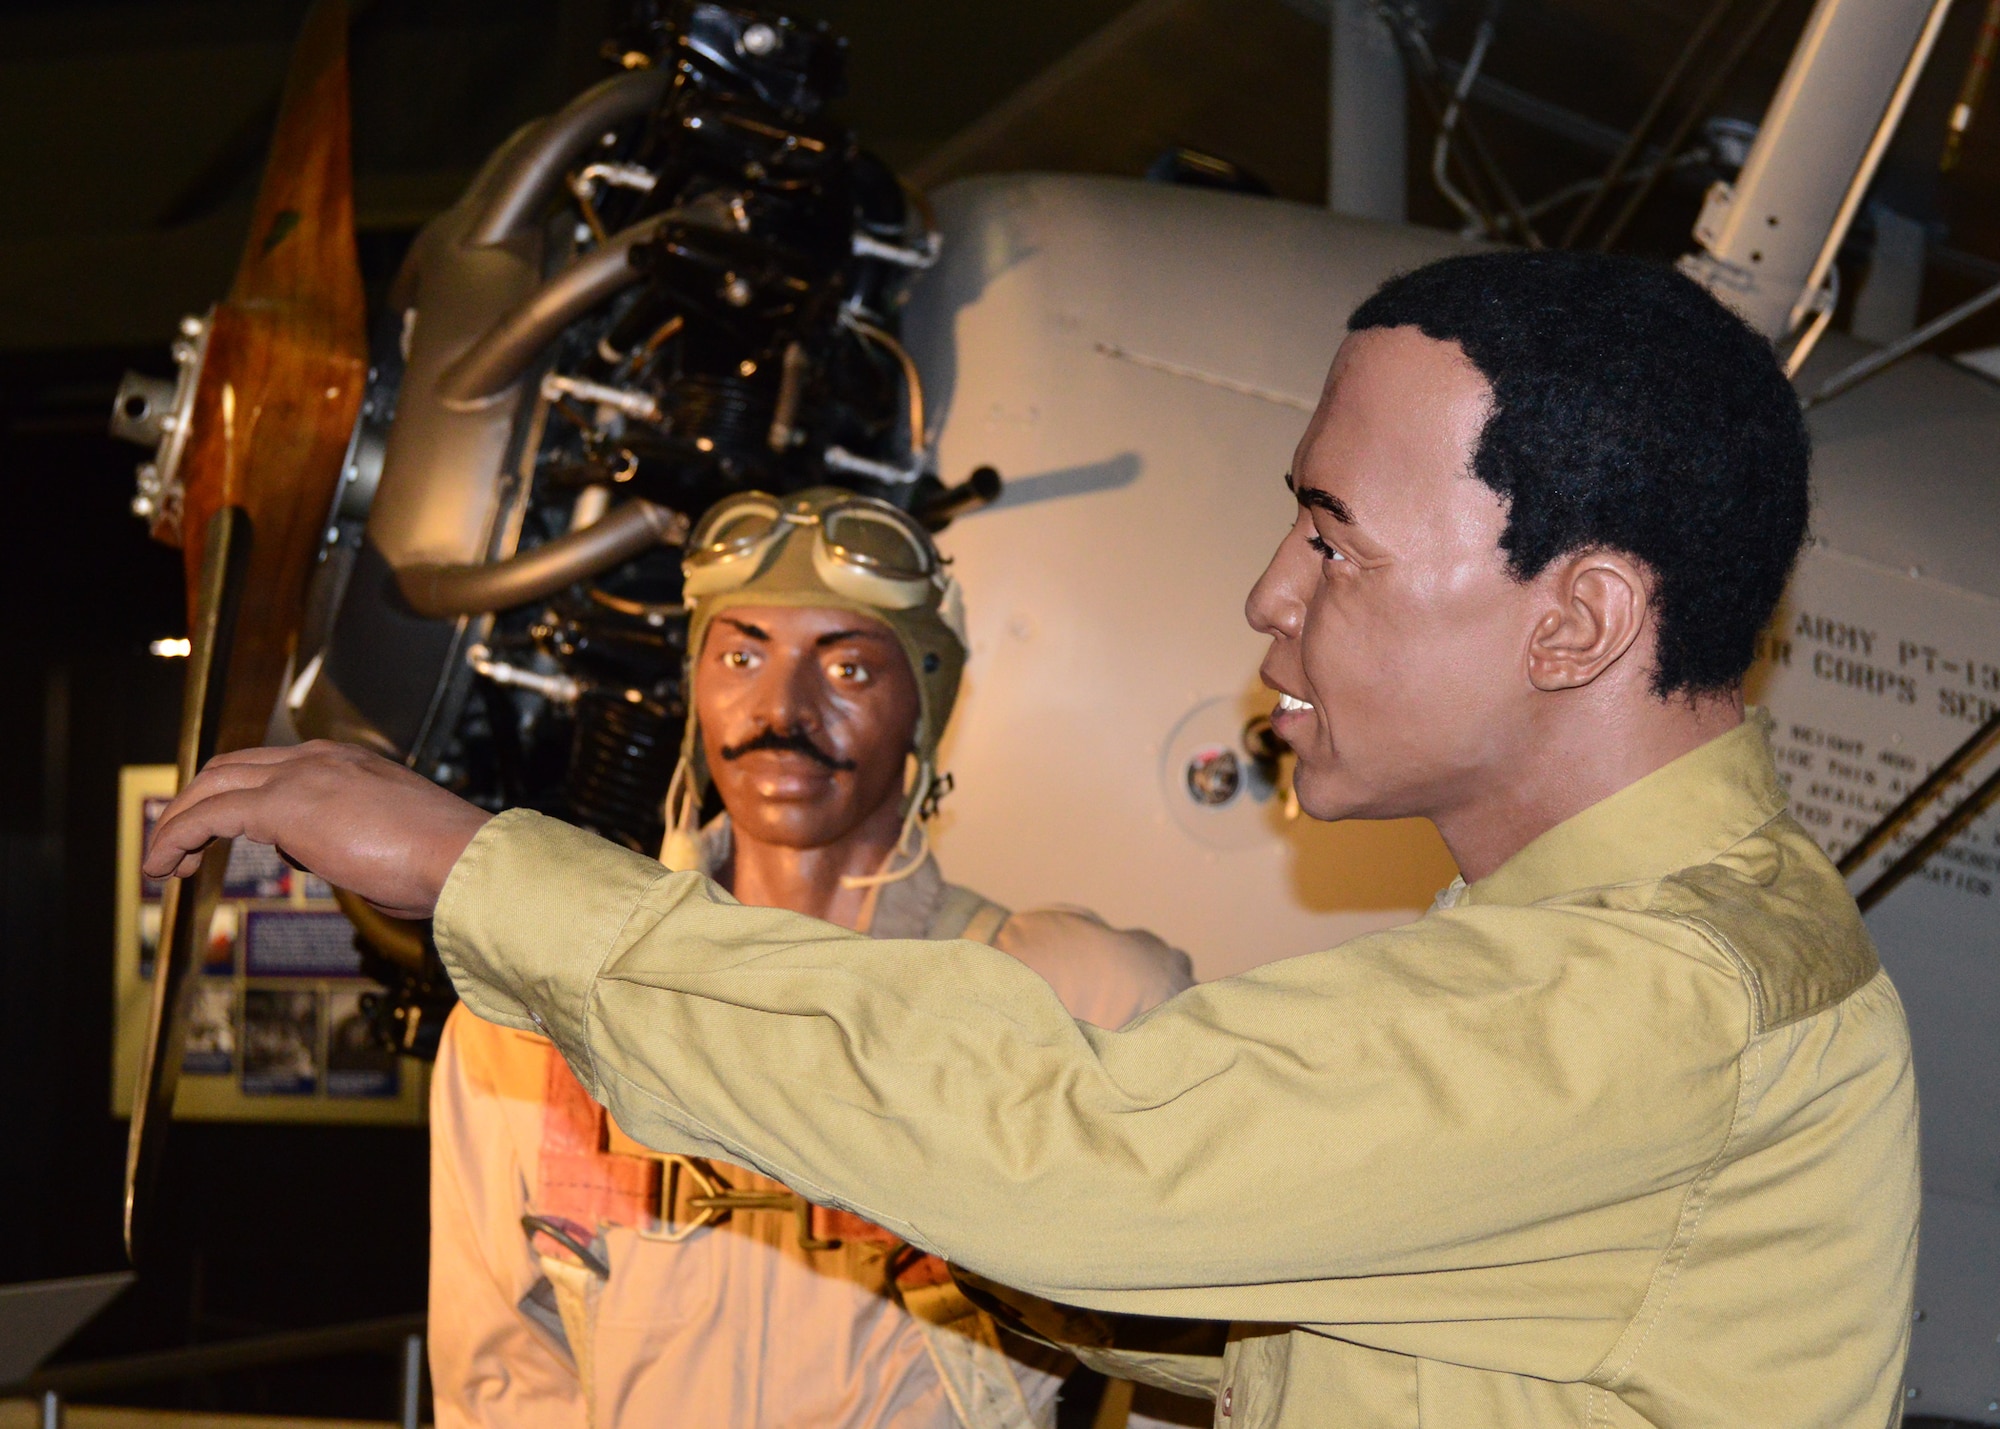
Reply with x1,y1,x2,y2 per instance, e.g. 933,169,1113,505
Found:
433,716,1921,1429
429,820,1194,1429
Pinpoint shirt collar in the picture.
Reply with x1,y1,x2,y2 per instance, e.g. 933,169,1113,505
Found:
697,813,946,937
864,853,947,940
1461,709,1786,909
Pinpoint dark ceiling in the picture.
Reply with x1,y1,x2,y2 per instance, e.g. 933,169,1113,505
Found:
0,0,1996,352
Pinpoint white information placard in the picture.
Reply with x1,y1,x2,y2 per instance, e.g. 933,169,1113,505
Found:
1752,544,2000,896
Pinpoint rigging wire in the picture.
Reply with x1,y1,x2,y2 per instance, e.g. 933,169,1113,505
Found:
1806,274,2000,405
1451,74,1545,247
1432,17,1499,234
1561,0,1743,249
1595,0,1793,252
1380,8,1498,234
1385,4,1539,244
1522,148,1712,225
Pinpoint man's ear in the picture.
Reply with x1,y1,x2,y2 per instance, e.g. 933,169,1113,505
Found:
1525,549,1653,692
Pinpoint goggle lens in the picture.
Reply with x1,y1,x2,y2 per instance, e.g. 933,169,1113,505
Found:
822,507,932,582
691,500,781,557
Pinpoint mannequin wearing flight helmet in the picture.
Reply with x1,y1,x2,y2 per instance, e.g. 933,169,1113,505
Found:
659,485,970,931
428,490,1193,1429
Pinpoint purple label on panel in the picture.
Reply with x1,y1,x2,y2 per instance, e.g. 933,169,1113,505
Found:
244,910,361,977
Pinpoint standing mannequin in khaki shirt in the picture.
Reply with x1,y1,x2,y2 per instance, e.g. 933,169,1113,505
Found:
430,491,1194,1429
150,251,1920,1428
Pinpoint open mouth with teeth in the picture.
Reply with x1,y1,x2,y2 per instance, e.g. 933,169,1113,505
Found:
1275,692,1314,714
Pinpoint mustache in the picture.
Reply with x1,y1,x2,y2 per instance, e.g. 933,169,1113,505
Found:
718,725,857,772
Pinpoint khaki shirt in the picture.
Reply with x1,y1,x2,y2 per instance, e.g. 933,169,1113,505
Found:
435,718,1920,1428
428,829,1195,1429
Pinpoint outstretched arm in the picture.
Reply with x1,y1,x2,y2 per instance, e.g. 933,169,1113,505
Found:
146,742,1742,1364
142,741,490,920
432,809,1740,1345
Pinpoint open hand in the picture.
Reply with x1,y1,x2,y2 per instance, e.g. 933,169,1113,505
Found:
142,741,493,920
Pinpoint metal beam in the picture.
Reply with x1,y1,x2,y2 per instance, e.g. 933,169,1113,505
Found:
5,1314,426,1398
1328,0,1406,220
1682,0,1958,342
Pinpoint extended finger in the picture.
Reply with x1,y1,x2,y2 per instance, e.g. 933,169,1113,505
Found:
148,758,284,837
143,786,277,878
146,838,213,883
162,846,210,881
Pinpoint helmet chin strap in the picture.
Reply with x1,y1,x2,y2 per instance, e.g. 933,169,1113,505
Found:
838,759,935,930
660,754,703,873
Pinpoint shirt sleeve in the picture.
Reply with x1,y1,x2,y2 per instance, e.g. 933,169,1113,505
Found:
994,908,1195,1029
434,809,1747,1348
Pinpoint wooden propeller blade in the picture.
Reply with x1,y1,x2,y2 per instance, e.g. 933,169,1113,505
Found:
225,0,367,318
126,507,251,1262
156,0,366,753
127,0,365,1263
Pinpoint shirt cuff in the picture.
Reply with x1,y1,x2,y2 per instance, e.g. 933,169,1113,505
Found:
432,808,673,1072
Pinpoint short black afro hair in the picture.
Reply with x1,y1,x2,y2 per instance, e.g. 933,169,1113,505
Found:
1348,250,1809,696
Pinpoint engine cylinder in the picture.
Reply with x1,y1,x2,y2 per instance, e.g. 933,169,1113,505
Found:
564,687,682,852
668,372,776,457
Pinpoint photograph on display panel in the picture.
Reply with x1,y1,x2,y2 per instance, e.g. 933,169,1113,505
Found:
113,764,428,1124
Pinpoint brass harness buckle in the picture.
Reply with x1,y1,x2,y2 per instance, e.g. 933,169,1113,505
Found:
638,1153,840,1251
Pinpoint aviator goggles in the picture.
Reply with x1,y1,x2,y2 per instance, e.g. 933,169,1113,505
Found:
682,490,942,610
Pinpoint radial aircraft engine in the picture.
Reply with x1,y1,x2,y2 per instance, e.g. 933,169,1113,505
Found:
288,4,982,857
112,0,2000,1412
105,0,990,1258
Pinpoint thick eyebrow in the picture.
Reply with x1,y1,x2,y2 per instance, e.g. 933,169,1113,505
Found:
814,627,890,649
716,616,770,640
1285,471,1356,525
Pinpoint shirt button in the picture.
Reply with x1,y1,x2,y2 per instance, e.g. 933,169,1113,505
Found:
1221,1386,1232,1417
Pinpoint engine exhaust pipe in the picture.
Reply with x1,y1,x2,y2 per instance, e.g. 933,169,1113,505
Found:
303,66,676,759
472,67,669,247
394,499,689,618
437,212,678,409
